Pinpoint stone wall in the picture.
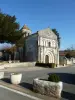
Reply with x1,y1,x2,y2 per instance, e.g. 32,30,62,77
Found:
0,65,4,79
1,62,36,68
24,34,38,62
59,57,75,65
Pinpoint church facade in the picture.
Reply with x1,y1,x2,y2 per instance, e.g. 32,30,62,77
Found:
22,25,59,65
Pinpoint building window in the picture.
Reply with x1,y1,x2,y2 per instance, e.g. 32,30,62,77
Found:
53,41,55,47
48,42,51,47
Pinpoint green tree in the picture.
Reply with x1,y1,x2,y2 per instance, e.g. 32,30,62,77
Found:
0,11,23,44
65,53,71,59
65,46,75,58
0,11,24,61
52,29,60,48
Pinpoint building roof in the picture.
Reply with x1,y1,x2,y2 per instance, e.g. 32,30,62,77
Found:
59,50,75,57
59,51,66,56
22,25,30,30
24,27,57,40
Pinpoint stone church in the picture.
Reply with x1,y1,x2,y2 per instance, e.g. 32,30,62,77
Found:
21,25,59,65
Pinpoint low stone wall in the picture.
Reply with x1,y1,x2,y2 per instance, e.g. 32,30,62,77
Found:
0,65,4,79
66,60,72,65
33,78,63,98
72,59,75,63
60,57,74,66
1,62,36,68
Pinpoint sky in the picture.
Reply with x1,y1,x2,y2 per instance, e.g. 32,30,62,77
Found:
0,0,75,50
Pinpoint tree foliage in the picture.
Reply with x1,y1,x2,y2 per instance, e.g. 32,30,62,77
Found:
0,11,23,44
65,46,75,58
65,53,71,59
52,29,60,48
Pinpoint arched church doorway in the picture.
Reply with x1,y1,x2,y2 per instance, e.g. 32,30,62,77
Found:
45,55,49,63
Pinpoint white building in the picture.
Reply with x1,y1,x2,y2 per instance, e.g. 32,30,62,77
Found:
22,25,59,65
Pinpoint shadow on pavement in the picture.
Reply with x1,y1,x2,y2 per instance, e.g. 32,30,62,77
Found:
19,82,33,91
48,73,75,84
1,78,33,91
62,91,75,100
1,78,11,84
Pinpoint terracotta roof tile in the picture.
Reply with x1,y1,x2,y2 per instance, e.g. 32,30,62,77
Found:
59,50,75,57
22,25,30,30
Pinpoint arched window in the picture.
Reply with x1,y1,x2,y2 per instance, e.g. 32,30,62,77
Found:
48,42,51,47
52,41,55,47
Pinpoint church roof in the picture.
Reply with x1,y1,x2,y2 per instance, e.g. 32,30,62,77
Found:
22,25,30,30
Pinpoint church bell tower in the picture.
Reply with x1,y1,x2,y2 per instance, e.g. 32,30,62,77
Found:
21,24,31,37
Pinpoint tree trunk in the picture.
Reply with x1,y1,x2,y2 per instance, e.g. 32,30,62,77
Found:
14,52,16,63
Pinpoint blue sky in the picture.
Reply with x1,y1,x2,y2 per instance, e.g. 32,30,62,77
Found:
0,0,75,50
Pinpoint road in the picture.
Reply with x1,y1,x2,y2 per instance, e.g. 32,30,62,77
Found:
20,66,75,100
0,86,33,100
1,65,75,100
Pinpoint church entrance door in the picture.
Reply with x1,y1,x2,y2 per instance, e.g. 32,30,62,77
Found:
45,55,49,63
